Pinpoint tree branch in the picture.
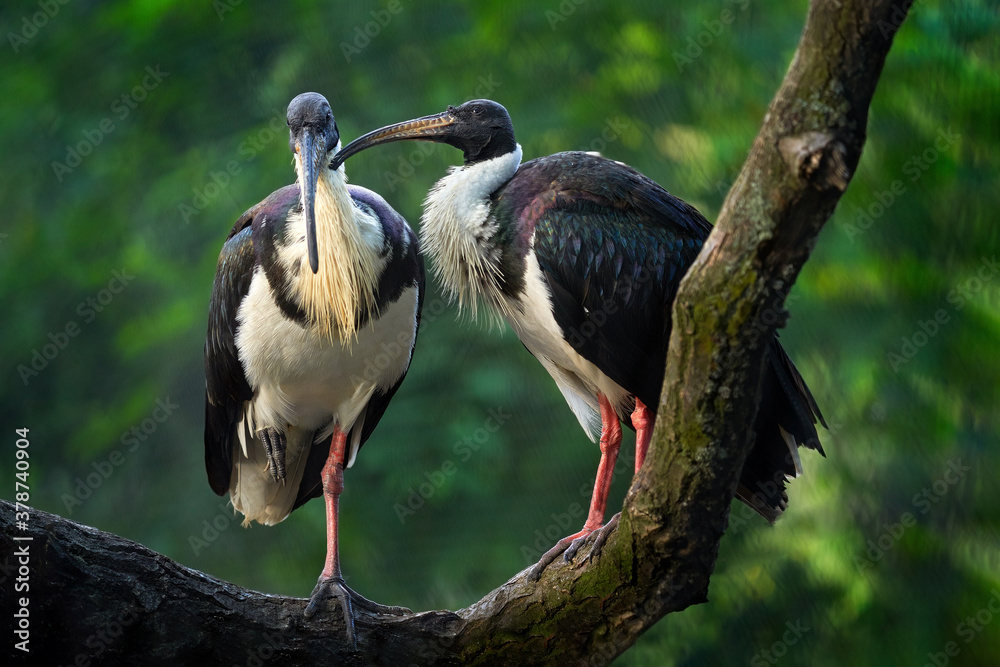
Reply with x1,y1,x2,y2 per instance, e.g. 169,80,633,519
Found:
2,1,912,664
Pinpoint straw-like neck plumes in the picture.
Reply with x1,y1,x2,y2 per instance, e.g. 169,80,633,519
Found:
294,167,381,345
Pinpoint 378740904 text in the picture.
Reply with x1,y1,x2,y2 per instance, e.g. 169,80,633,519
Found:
13,427,32,654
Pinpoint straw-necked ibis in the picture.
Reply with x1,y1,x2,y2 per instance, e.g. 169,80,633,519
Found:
203,92,423,644
330,99,824,580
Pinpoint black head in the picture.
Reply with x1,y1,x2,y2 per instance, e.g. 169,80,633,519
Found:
330,98,518,169
286,92,341,274
437,99,517,164
286,92,340,156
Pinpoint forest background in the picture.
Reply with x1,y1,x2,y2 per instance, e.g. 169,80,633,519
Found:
2,1,998,664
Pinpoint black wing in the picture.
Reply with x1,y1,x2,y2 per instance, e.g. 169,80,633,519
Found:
498,152,710,410
498,152,825,521
203,206,259,496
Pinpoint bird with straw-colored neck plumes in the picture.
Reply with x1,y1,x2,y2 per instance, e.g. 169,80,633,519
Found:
203,92,425,648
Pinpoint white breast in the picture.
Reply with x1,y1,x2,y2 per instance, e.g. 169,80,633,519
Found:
421,146,630,440
236,269,419,462
502,250,630,442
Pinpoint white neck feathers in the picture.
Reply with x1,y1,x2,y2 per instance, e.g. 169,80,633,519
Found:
421,145,522,322
293,166,381,344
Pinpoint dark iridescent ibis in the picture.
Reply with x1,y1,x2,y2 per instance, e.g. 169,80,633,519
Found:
203,92,424,645
331,99,826,579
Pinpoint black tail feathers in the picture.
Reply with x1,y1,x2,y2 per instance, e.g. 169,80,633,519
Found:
736,339,826,522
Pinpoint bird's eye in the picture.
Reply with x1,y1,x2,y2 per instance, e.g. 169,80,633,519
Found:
472,105,483,115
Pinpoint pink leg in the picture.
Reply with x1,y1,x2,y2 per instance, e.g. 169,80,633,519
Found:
581,393,623,532
528,393,622,580
318,426,348,580
305,426,354,641
631,397,654,473
305,426,408,646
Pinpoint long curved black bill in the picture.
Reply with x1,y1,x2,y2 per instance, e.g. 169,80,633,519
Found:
299,129,320,274
329,111,456,171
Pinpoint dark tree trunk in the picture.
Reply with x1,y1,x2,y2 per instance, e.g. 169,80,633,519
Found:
2,1,912,664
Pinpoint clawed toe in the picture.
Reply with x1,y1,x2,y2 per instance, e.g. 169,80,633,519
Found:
581,513,619,565
527,515,621,581
527,538,573,582
344,584,410,616
259,428,287,482
562,533,593,563
304,576,410,649
305,576,355,647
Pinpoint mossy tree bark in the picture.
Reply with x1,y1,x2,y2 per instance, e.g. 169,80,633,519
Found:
1,1,912,664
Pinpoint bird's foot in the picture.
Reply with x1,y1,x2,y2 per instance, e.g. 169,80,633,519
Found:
527,530,590,582
577,512,620,565
259,428,287,482
527,513,621,582
304,576,410,649
304,576,356,648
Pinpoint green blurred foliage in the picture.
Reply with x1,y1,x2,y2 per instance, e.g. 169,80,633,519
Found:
2,0,998,664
